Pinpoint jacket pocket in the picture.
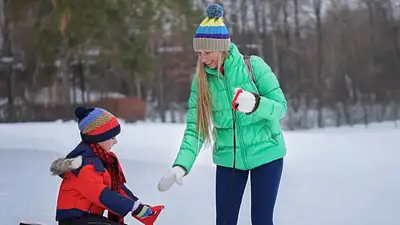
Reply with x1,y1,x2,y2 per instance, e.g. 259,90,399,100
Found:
264,125,279,145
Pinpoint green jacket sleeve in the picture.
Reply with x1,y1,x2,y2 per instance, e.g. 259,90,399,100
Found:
250,56,287,120
172,75,204,174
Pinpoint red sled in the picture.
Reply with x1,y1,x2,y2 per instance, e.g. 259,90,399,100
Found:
132,205,165,225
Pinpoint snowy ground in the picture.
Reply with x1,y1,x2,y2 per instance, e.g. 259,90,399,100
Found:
0,121,399,225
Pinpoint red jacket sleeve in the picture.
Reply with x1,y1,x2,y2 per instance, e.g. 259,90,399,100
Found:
74,165,137,217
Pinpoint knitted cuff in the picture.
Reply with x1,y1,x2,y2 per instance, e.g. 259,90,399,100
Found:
246,93,261,115
132,204,147,217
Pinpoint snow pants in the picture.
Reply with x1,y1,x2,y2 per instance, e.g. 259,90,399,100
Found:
215,158,283,225
58,214,122,225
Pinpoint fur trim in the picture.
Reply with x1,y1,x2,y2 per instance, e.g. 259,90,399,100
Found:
50,155,83,176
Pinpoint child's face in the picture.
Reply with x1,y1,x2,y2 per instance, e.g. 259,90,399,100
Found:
99,137,118,151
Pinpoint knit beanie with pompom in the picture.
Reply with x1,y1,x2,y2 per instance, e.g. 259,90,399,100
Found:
193,3,231,52
74,106,120,143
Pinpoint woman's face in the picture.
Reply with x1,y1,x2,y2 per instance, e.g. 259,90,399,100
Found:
199,51,221,69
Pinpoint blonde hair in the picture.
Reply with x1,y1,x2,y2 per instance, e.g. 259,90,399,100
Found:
195,51,228,143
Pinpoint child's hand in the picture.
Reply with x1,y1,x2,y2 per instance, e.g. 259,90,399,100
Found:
132,203,153,218
157,166,186,192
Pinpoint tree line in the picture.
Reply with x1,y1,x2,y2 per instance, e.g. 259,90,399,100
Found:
0,0,398,129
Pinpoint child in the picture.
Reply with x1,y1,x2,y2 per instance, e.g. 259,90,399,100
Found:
50,106,154,225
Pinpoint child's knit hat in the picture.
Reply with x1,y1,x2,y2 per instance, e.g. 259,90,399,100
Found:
193,3,230,52
74,106,121,143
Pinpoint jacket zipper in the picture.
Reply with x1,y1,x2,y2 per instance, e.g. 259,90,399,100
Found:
222,75,248,169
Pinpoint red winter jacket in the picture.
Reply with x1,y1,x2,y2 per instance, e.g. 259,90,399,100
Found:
51,142,139,221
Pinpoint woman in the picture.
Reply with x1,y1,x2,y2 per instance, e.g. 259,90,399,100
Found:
157,3,287,225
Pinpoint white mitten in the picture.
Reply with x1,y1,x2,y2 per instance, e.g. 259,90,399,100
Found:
157,166,186,192
232,88,260,114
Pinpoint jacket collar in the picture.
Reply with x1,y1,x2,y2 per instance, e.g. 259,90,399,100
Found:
66,142,106,172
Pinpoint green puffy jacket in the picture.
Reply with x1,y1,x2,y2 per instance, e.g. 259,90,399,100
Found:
173,43,287,173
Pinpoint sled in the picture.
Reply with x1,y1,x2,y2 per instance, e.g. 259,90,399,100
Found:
133,205,165,225
19,205,165,225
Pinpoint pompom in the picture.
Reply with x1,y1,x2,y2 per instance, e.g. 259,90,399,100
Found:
206,3,223,19
74,106,87,120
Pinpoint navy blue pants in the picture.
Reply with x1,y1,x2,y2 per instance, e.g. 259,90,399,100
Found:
215,158,283,225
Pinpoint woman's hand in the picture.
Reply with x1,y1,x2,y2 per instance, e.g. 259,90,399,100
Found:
157,166,186,192
232,88,260,114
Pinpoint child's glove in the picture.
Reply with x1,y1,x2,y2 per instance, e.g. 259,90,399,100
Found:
132,203,153,218
232,88,260,114
157,166,186,192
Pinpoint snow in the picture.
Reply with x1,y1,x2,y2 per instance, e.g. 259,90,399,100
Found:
0,121,399,225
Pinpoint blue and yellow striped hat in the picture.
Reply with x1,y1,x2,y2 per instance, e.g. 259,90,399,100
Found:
193,3,230,52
